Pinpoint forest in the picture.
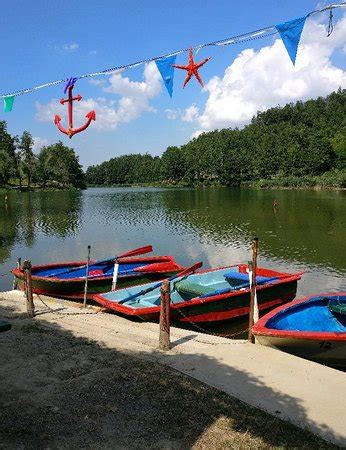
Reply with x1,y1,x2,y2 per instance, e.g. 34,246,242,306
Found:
1,89,344,190
86,89,345,188
0,128,85,189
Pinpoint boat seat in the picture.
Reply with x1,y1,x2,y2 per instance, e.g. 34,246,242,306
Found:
223,272,250,288
224,272,276,288
329,303,346,316
175,281,215,298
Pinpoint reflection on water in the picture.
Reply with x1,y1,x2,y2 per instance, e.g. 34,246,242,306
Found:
0,187,345,303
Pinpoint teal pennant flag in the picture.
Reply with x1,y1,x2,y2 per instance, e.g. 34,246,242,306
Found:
4,96,15,112
155,55,176,98
276,16,307,66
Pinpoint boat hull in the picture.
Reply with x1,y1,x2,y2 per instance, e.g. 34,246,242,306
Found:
254,334,346,369
12,256,183,300
252,293,346,369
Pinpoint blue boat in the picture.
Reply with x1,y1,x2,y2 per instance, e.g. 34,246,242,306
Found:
252,293,346,368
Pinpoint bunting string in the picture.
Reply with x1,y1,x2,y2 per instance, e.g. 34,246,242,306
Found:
0,2,345,100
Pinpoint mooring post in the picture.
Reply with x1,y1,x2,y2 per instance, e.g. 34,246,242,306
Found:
159,280,171,351
248,237,259,343
12,257,21,290
23,260,35,318
83,245,91,308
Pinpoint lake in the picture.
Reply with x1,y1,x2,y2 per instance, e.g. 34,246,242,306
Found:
1,187,345,330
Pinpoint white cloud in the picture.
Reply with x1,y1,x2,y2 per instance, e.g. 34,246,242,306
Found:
165,108,180,120
193,16,346,135
32,136,49,153
165,105,199,122
35,62,162,131
62,43,79,52
181,105,199,122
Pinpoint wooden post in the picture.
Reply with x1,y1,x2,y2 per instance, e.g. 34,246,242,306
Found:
83,245,91,308
12,257,21,290
159,280,171,351
248,237,259,343
23,260,35,318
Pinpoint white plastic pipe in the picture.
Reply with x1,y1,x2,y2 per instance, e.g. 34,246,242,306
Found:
112,262,119,291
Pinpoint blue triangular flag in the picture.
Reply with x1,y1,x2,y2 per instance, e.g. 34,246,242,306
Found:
276,16,307,65
155,55,176,98
4,96,15,112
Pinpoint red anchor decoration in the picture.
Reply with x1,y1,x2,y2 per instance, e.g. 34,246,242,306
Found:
54,79,96,138
173,47,211,88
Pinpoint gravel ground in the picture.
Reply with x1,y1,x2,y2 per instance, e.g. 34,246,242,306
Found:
0,317,336,449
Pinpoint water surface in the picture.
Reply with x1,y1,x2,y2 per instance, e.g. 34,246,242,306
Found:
1,187,345,303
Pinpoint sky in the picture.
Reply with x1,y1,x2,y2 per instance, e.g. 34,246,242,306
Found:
0,0,345,168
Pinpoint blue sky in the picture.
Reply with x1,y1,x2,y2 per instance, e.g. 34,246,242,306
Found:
0,1,345,168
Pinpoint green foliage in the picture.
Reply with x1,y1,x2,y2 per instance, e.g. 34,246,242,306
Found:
19,131,36,188
0,121,16,182
37,142,86,189
86,89,345,188
0,124,85,190
1,89,345,190
254,170,345,189
160,146,187,183
0,150,13,184
86,153,161,185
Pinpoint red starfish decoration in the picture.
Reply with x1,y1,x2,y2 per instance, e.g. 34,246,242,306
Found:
173,48,211,88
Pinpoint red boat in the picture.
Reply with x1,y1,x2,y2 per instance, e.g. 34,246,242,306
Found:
93,264,301,323
12,245,184,300
252,293,346,368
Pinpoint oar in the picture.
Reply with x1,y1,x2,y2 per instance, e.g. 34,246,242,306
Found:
47,245,153,278
118,261,203,304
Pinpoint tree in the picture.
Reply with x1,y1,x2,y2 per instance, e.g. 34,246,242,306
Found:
85,89,345,188
19,131,35,188
0,150,13,184
161,146,187,183
37,142,86,189
0,121,17,184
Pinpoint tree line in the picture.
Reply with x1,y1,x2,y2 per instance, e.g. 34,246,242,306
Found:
86,89,345,188
0,127,86,189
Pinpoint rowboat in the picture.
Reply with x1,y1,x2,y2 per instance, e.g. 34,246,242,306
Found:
12,253,184,300
93,264,301,323
252,293,346,368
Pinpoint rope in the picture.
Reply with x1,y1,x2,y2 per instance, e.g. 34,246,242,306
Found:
173,302,248,338
0,3,344,99
37,295,100,316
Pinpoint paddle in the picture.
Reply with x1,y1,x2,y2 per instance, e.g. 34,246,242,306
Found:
47,245,153,278
118,261,203,304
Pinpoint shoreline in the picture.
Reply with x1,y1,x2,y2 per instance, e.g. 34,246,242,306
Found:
1,290,345,447
85,182,346,191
